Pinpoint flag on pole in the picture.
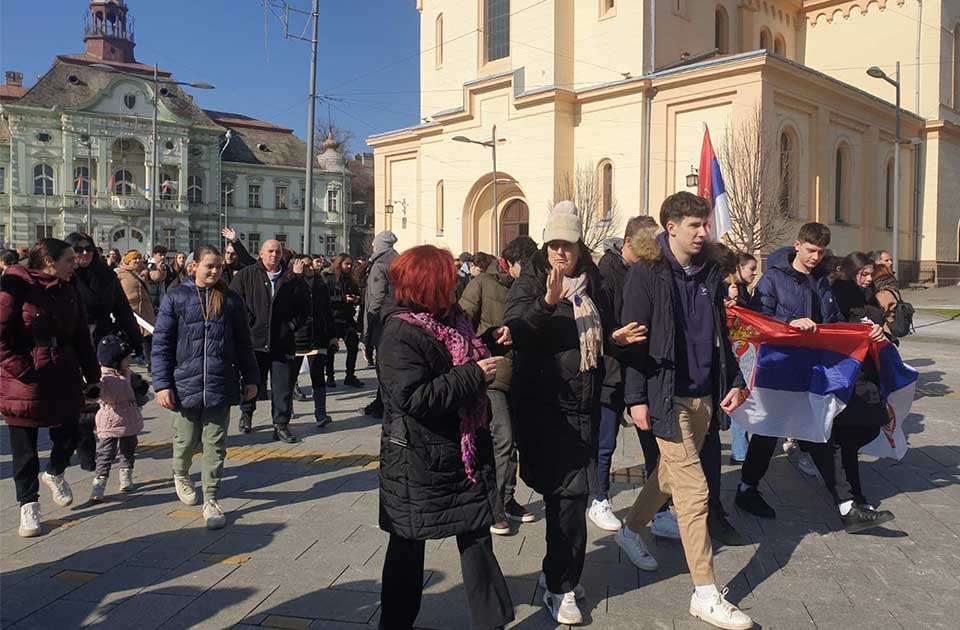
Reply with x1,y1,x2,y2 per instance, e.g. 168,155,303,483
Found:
75,176,84,194
697,124,733,240
107,175,115,193
726,306,915,459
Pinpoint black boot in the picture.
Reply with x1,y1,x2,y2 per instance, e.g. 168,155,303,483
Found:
842,505,895,533
272,425,300,444
239,412,253,434
326,375,336,388
344,374,364,388
708,504,751,546
364,400,383,418
735,485,776,519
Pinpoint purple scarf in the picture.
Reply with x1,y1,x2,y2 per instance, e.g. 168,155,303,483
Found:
396,308,491,483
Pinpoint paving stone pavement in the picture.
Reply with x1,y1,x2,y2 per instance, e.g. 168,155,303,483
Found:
2,322,960,630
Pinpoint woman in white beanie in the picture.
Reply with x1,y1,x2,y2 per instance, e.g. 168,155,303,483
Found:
503,201,645,625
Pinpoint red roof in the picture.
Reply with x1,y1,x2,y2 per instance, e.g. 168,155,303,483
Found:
57,53,173,78
0,84,28,102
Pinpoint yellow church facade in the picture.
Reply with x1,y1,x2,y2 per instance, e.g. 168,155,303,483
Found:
369,0,960,284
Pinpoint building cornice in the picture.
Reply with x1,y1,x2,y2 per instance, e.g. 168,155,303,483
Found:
804,0,910,27
924,120,960,142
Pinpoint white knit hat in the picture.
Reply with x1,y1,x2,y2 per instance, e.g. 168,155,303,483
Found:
542,200,582,244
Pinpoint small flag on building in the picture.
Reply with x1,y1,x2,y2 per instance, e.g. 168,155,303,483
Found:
697,124,733,240
75,176,84,194
107,175,115,192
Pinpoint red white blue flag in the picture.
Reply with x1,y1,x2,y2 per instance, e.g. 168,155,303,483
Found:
697,124,733,240
727,306,915,460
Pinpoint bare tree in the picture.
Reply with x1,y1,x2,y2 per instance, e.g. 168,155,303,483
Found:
552,162,621,251
314,120,356,156
716,105,794,254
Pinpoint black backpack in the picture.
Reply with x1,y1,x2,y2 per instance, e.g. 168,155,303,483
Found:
886,288,915,338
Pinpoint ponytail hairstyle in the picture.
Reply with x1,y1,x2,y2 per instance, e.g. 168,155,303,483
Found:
192,244,230,318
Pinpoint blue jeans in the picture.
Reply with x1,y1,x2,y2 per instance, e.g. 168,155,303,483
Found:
596,405,662,503
730,421,749,462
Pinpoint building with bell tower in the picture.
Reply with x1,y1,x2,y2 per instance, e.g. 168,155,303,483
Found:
83,0,137,64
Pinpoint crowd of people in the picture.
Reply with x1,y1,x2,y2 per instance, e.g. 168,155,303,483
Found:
0,190,913,630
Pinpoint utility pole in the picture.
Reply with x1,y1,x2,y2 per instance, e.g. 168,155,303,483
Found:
150,63,158,253
303,0,320,253
86,121,93,234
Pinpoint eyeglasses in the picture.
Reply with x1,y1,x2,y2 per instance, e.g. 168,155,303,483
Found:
74,245,95,254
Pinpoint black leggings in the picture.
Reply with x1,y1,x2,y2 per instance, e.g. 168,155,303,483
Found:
327,326,360,378
806,426,880,506
8,423,78,505
542,494,589,595
380,530,514,630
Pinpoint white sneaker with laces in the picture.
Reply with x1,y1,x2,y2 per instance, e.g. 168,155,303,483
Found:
203,499,226,530
538,572,585,600
90,476,107,503
797,452,819,477
782,438,798,454
651,510,681,540
18,502,41,538
588,498,621,531
616,525,659,571
118,468,134,492
542,590,583,625
174,474,198,506
41,471,73,507
689,588,753,630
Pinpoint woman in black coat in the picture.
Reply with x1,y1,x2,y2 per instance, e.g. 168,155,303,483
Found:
324,254,362,388
289,255,337,428
502,202,643,625
378,245,514,630
65,232,142,471
812,252,896,533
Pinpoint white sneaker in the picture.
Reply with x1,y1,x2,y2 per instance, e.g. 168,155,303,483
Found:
588,498,621,531
616,525,659,571
203,499,226,530
118,468,134,492
174,474,198,506
18,502,41,538
90,476,107,503
689,588,753,630
538,572,585,600
543,590,583,625
782,438,797,454
651,510,682,540
797,452,819,477
40,472,73,507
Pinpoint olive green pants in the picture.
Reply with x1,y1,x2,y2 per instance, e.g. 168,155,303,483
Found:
171,406,230,501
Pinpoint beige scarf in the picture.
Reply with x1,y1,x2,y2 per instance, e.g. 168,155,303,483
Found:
562,273,602,372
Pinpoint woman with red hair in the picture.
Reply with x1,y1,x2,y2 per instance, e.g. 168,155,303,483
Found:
377,245,515,630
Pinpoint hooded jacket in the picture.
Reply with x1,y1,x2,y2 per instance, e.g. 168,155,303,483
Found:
363,246,398,348
151,278,260,410
377,298,498,540
621,235,745,440
751,246,840,324
0,265,100,427
458,260,515,392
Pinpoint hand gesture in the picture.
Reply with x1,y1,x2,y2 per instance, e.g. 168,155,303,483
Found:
221,227,237,241
868,323,886,343
544,264,565,306
720,387,747,414
494,326,512,347
789,318,817,332
612,322,647,346
157,389,176,410
476,356,502,384
243,384,258,401
629,404,651,431
292,258,306,275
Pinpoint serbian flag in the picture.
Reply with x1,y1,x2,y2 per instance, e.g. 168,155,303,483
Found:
727,306,916,459
697,124,733,240
107,175,115,193
75,176,84,194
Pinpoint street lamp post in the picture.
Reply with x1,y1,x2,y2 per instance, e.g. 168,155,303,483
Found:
453,125,504,253
91,63,214,252
219,129,232,246
867,62,901,276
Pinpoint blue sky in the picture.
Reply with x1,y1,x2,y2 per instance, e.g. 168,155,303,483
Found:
0,0,421,152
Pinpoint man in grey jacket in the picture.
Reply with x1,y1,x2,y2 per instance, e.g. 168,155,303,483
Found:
363,230,398,418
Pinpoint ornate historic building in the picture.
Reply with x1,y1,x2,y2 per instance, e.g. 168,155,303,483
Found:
0,0,355,257
370,1,960,284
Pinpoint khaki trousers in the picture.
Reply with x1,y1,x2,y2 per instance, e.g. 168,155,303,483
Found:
625,396,715,585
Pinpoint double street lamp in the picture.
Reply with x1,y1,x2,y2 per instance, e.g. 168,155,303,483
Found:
866,62,901,276
91,63,214,252
453,125,507,253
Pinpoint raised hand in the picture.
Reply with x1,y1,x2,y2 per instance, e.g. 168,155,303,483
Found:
544,264,565,305
221,227,237,241
613,322,647,345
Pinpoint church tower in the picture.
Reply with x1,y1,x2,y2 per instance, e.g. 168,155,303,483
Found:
83,0,136,63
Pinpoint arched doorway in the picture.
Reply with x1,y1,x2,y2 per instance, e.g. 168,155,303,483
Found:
499,199,529,246
110,225,146,254
462,172,526,254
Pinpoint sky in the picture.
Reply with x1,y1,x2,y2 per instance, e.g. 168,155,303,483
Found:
0,0,422,153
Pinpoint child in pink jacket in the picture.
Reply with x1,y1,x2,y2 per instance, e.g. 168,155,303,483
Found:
91,335,148,502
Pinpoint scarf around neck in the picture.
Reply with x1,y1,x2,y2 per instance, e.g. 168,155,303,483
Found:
395,308,491,483
562,273,603,372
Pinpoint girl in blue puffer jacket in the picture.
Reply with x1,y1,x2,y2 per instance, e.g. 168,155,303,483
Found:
151,244,260,529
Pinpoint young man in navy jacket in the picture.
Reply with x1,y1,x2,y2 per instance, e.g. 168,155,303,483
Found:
616,192,753,630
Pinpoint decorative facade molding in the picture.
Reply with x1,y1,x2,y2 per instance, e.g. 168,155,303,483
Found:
805,0,909,27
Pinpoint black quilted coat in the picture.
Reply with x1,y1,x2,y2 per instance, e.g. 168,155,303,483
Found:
377,300,499,540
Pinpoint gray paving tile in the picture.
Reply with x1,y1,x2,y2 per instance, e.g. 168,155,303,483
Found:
92,592,195,630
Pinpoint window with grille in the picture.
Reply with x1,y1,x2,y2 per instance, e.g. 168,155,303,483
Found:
485,0,510,62
325,235,337,256
276,233,287,248
113,169,134,196
275,185,288,209
0,167,5,194
35,224,54,239
249,184,261,208
248,232,261,252
189,230,202,252
74,166,90,196
163,228,176,249
188,175,203,203
327,189,339,213
34,164,54,196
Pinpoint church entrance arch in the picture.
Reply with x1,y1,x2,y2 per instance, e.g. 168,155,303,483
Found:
461,172,526,254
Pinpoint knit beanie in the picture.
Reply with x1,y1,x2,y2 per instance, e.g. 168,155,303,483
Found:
122,250,142,265
542,200,582,244
372,230,398,252
97,335,133,370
